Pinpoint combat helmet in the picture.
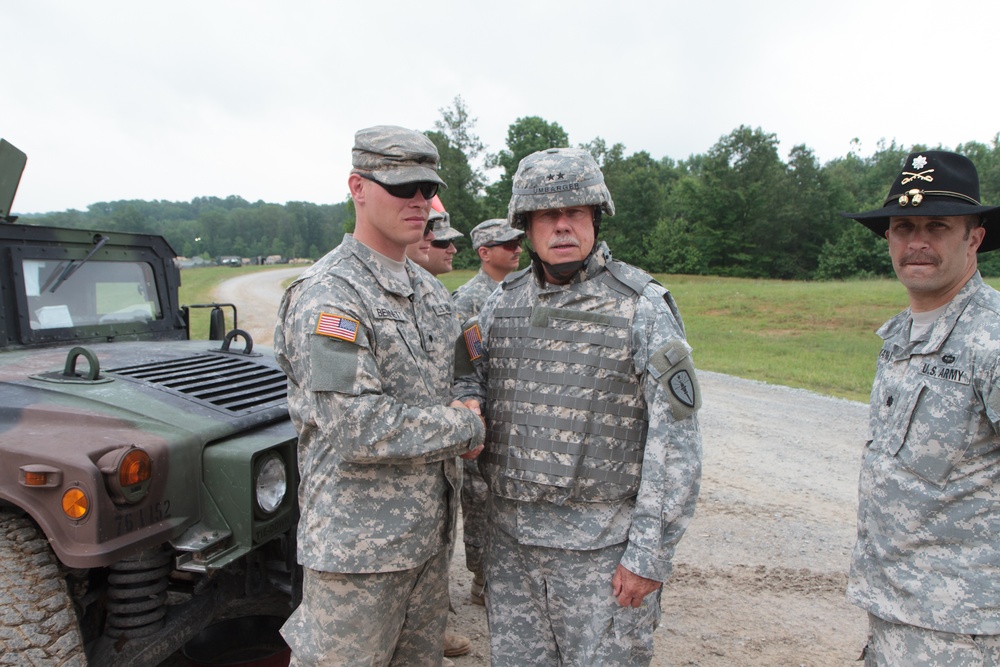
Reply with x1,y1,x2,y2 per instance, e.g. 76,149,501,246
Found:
508,147,615,230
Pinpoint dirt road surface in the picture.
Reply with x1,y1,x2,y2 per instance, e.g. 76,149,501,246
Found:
205,268,871,666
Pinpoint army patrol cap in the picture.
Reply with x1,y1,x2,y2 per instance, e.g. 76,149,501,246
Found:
352,125,446,188
471,218,524,249
843,150,1000,252
508,147,614,229
430,210,463,241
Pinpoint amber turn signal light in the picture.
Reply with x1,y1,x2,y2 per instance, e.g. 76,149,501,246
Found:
62,487,89,519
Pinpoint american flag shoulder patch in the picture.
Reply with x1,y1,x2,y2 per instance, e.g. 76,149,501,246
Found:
316,312,360,343
464,323,484,361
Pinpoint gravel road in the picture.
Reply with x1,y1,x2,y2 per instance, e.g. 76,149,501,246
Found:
208,267,872,666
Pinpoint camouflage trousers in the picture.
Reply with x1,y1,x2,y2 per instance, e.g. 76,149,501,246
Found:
485,524,660,666
461,458,488,575
864,613,1000,666
281,548,451,667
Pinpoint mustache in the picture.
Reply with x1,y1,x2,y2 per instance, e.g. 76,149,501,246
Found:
900,252,939,266
547,235,580,249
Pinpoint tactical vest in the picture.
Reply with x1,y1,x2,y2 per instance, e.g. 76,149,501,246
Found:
482,262,650,504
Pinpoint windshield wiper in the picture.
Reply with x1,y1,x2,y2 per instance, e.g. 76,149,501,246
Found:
44,234,110,294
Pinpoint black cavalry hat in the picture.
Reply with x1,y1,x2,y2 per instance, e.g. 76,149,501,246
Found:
842,150,1000,252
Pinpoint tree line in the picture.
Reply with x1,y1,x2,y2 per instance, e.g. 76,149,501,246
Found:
22,97,1000,279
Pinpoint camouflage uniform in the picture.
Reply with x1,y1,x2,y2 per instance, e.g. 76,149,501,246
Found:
452,268,499,328
275,232,485,666
454,242,702,666
450,268,500,579
848,272,1000,648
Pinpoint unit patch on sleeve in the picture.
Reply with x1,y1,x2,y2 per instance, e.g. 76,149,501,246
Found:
464,323,484,361
315,312,359,343
669,370,697,408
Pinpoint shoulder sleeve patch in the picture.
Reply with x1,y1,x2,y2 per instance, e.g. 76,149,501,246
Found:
315,312,359,343
463,323,484,361
649,339,702,420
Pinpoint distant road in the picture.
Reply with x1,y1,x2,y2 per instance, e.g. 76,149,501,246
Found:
211,266,305,347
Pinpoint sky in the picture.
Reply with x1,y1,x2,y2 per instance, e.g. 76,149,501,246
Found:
5,0,1000,214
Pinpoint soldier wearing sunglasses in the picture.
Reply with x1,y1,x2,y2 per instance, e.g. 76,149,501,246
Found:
407,210,464,277
275,125,484,667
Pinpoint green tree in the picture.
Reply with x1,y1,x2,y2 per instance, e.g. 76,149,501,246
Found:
426,130,485,268
814,222,893,279
434,95,487,195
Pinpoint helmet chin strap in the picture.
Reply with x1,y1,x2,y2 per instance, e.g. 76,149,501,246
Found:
529,248,586,284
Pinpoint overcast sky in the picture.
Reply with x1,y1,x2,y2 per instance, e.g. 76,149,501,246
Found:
6,0,999,214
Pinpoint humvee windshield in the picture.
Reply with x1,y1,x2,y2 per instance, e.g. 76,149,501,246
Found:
22,258,162,330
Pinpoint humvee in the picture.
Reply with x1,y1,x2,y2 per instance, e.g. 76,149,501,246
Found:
0,140,299,665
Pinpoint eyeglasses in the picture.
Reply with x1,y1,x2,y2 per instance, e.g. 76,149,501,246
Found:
360,173,439,200
487,240,521,251
430,240,455,249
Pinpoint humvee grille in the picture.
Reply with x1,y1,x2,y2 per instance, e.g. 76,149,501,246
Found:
107,354,288,414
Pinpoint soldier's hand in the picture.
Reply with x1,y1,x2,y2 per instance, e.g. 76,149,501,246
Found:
612,564,662,608
451,398,485,429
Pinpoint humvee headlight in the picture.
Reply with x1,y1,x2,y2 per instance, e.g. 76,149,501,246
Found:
254,453,287,515
119,449,152,488
62,487,89,519
98,446,152,505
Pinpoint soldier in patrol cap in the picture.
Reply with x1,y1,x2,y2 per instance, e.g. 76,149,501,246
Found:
274,125,485,667
843,150,1000,665
453,147,703,665
450,217,524,605
408,209,463,277
452,218,525,325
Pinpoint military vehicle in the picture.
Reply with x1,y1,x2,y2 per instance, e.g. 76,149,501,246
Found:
0,139,299,665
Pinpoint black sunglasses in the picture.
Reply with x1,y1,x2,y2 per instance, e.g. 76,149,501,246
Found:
430,240,454,249
488,240,521,251
360,173,438,200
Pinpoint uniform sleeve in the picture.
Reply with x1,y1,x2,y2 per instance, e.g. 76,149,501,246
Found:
620,284,703,582
277,278,484,466
452,288,499,405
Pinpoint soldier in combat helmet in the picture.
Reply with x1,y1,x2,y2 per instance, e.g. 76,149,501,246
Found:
843,151,1000,665
453,147,703,665
274,125,485,667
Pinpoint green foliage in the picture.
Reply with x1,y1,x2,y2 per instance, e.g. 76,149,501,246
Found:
815,223,893,280
21,104,1000,283
26,196,349,261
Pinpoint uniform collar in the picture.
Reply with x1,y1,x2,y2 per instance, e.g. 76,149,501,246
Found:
337,233,423,298
878,271,984,355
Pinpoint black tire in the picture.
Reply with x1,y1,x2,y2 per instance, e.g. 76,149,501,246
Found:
0,511,87,666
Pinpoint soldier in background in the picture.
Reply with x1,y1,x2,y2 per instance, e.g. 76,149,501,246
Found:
404,207,474,661
452,218,524,325
407,209,463,277
274,125,484,667
450,217,524,606
843,151,1000,665
453,148,703,665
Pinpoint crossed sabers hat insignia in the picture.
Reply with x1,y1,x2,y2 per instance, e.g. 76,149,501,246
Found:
901,169,935,186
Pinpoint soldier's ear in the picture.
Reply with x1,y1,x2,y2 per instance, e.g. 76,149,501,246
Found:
348,173,367,204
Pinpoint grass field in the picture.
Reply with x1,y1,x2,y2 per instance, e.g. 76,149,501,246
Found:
182,265,971,403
